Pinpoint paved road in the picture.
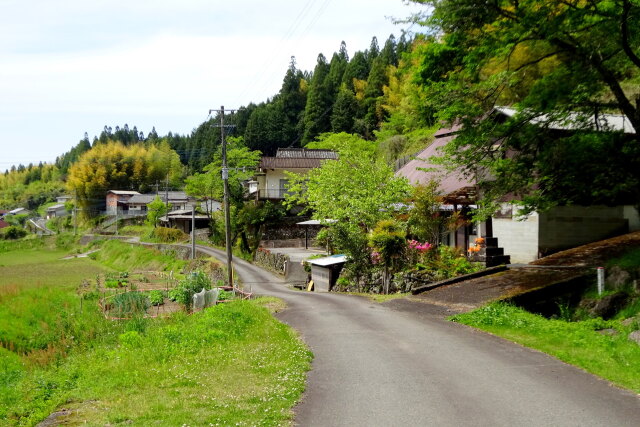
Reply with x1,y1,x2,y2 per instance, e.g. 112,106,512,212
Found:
197,246,640,426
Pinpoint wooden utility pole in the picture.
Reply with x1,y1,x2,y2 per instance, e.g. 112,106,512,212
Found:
191,205,196,260
209,106,236,289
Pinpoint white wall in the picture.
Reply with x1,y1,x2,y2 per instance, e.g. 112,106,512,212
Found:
492,206,540,263
623,205,640,231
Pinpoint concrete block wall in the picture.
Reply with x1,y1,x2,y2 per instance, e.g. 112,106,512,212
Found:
623,206,640,231
538,205,628,255
492,209,540,263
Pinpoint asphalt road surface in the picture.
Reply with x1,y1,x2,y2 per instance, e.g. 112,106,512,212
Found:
196,246,640,426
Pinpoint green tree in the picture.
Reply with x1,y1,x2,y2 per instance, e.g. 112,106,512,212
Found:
408,181,459,245
302,54,333,144
244,101,290,155
286,138,410,285
146,196,170,228
185,137,261,210
331,86,358,133
406,0,640,214
369,219,407,294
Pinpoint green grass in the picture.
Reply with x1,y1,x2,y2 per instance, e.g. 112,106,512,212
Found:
0,246,112,357
606,247,640,270
3,300,311,426
1,244,312,426
90,240,187,273
451,302,640,392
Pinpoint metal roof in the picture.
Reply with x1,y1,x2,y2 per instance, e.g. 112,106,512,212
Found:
297,219,337,226
308,254,348,267
395,130,476,199
495,106,636,134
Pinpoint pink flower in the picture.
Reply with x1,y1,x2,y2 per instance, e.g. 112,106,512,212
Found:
371,251,381,264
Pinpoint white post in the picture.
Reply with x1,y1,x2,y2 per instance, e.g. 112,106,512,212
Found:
597,267,605,295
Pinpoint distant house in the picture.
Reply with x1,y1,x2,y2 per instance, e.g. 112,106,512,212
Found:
106,190,140,214
7,207,29,216
0,219,9,229
396,108,639,264
45,204,68,219
159,208,211,233
248,148,338,201
125,191,197,215
56,195,73,204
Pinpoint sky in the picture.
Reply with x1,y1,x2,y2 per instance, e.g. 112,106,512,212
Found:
0,0,424,171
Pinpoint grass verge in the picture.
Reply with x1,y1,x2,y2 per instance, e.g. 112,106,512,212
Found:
451,302,640,393
1,243,311,426
3,300,311,426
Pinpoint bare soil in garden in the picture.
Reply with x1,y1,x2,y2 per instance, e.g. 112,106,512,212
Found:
409,231,640,313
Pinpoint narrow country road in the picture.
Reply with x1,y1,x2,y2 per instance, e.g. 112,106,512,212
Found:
196,245,640,426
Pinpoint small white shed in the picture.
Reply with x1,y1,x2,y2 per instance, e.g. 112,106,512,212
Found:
308,255,347,292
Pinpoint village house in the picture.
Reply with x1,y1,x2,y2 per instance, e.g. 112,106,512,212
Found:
45,204,68,219
106,190,197,216
396,107,639,264
247,148,338,201
105,190,140,214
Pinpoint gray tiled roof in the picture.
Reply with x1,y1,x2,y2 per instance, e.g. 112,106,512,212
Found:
275,148,338,159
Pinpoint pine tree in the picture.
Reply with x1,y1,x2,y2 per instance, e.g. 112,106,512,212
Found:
302,54,332,144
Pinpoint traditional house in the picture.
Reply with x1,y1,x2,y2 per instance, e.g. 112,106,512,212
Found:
159,209,211,234
247,148,338,201
396,108,639,264
105,190,140,214
45,204,68,219
125,191,196,214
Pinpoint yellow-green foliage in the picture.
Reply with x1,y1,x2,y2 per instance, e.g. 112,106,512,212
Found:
151,226,188,243
66,141,183,215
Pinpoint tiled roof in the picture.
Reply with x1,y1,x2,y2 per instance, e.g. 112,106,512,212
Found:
260,157,326,169
275,148,338,159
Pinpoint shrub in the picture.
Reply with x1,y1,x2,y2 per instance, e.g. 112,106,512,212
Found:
151,226,188,243
168,271,211,309
0,226,27,240
148,290,165,306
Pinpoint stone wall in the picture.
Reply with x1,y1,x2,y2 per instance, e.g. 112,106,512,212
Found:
254,248,289,276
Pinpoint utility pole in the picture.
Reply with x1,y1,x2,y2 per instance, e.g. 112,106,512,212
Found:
209,106,237,289
165,173,169,212
74,190,78,236
191,204,196,260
